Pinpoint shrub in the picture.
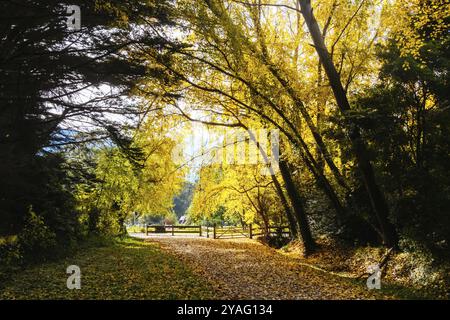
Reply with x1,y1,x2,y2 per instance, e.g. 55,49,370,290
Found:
258,234,291,249
17,207,57,263
0,236,22,269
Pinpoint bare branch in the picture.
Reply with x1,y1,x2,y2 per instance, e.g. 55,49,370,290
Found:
231,0,302,14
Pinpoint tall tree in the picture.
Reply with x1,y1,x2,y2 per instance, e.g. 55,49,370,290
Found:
0,0,177,235
298,0,398,248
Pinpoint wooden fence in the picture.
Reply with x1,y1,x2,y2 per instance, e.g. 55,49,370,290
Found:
145,225,202,236
145,224,291,239
251,225,291,238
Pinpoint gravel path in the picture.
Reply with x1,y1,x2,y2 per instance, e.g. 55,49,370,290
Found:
134,234,394,300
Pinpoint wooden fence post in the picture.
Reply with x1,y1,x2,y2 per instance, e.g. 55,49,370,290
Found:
199,226,202,237
146,225,148,236
206,226,209,238
249,224,253,239
171,225,174,236
213,223,216,239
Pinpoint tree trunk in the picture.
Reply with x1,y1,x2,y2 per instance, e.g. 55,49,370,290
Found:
279,159,316,255
249,127,300,238
298,0,398,248
271,174,300,238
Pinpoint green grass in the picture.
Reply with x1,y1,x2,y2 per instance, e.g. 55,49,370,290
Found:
0,237,213,300
126,225,146,233
374,281,445,300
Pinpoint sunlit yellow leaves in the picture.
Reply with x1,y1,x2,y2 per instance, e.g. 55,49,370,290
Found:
75,116,185,228
385,0,450,61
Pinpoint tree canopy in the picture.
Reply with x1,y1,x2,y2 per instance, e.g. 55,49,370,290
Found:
1,0,449,279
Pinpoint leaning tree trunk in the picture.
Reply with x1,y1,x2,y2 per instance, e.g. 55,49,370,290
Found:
250,127,300,238
279,159,316,255
298,0,398,248
271,174,300,238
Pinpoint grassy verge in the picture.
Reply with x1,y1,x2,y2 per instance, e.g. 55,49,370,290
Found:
0,237,213,300
279,240,446,300
343,277,437,300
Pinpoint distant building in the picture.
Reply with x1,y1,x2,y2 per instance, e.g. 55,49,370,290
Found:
179,215,187,224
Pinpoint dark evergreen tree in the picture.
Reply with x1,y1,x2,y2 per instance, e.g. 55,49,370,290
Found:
0,0,178,236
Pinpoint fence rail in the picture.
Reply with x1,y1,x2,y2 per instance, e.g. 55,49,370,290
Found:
145,224,291,239
251,225,290,238
145,225,202,236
